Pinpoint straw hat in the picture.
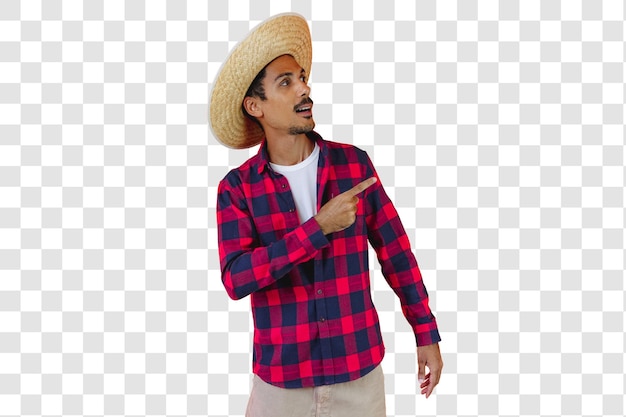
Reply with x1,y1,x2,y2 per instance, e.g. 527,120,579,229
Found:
209,13,313,149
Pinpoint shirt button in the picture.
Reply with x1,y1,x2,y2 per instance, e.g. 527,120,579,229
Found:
289,208,295,213
320,317,325,322
282,184,286,188
317,289,323,295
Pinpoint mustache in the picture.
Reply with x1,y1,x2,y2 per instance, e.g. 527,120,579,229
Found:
294,98,314,111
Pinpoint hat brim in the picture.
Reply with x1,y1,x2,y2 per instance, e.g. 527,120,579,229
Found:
209,13,313,149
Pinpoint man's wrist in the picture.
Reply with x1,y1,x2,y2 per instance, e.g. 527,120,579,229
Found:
313,215,329,235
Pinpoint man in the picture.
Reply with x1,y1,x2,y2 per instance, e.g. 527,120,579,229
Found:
210,13,442,417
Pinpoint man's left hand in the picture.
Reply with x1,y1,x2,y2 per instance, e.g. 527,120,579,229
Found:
417,343,443,398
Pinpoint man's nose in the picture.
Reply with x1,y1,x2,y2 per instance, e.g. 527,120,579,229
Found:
298,80,310,97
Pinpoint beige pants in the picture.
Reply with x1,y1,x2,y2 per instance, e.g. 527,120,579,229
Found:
245,365,386,417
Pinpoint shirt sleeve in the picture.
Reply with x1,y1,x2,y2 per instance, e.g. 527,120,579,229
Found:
361,151,441,346
216,174,329,300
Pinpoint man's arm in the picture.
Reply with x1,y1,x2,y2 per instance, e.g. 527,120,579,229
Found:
217,177,328,300
217,175,376,299
360,151,443,395
362,153,440,345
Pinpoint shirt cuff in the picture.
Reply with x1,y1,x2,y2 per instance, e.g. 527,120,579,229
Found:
414,320,442,347
295,217,330,255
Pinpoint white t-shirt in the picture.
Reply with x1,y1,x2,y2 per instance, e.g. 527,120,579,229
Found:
269,143,320,224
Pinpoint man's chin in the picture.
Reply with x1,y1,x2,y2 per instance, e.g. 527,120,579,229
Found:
289,121,315,136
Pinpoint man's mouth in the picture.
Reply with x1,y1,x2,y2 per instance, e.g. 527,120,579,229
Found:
295,99,314,116
296,106,312,114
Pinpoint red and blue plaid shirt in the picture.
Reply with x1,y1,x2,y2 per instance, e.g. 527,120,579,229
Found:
216,132,440,388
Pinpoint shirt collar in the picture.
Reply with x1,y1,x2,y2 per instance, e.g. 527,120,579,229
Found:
255,131,327,175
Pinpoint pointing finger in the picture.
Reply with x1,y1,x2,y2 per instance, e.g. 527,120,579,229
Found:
344,177,377,197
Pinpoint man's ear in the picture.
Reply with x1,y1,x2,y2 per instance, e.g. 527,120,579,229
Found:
243,96,263,118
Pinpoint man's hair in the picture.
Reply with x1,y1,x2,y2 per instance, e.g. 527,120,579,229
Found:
242,67,267,125
245,67,267,101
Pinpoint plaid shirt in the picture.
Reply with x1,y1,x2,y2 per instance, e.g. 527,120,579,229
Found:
216,132,440,388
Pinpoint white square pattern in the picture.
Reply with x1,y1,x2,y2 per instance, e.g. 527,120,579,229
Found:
0,1,624,416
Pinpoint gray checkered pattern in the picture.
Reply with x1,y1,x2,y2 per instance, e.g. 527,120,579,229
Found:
1,1,624,416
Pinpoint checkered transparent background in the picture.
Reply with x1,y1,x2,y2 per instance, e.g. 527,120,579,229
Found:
0,1,624,416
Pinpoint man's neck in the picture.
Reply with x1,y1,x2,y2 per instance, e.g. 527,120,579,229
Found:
266,133,314,166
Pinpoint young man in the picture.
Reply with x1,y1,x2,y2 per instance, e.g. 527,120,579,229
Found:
210,13,442,417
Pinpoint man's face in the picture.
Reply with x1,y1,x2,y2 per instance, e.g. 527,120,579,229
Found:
244,55,315,137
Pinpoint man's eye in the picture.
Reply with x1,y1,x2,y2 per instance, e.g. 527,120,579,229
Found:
280,79,290,86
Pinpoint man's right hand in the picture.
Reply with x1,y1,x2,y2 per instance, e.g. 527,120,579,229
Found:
314,177,377,235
